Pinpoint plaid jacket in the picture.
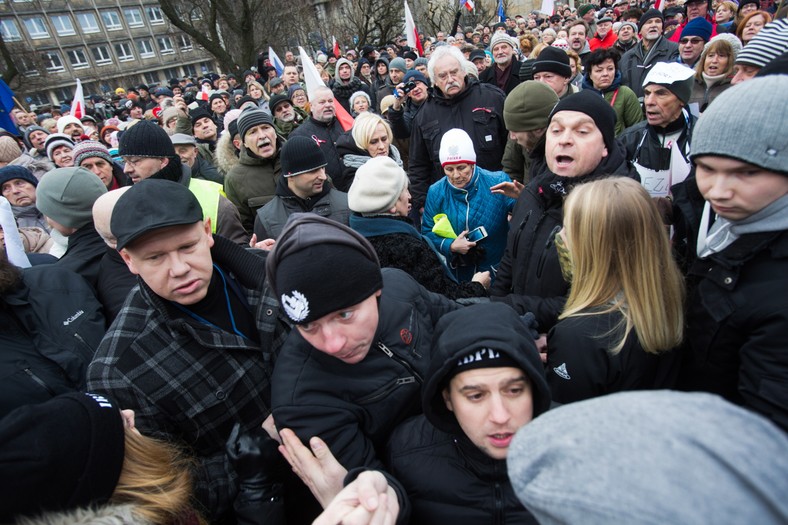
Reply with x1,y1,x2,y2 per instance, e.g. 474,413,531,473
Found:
86,235,290,520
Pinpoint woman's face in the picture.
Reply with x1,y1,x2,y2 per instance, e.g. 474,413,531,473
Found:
444,162,474,189
704,50,729,76
589,58,616,90
249,85,263,99
715,5,733,22
366,123,390,157
353,97,369,114
742,14,766,42
102,130,113,144
292,90,308,107
377,63,388,75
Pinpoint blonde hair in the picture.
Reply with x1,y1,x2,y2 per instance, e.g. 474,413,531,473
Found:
351,112,392,151
111,430,206,525
560,177,684,355
247,80,269,101
519,33,538,55
530,43,549,59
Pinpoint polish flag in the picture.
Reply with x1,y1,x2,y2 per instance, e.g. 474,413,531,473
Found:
654,0,664,10
70,78,85,119
404,1,424,56
298,46,354,131
332,36,341,58
462,0,475,12
268,47,285,76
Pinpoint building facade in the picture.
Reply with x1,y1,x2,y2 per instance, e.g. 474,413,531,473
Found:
0,0,218,108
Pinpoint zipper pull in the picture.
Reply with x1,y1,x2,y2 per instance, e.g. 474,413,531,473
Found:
396,377,416,385
377,341,393,357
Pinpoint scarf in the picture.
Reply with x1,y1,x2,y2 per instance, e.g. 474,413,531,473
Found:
697,193,788,258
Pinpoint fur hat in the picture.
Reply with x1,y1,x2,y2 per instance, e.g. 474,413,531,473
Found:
347,156,408,214
439,128,476,166
35,167,108,229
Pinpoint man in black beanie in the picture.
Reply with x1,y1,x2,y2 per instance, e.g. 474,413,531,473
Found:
267,214,461,521
532,47,577,100
87,179,290,522
253,135,349,240
620,9,679,99
490,90,638,330
119,120,247,243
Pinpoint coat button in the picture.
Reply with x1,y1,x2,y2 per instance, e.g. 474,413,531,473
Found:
724,277,732,284
216,389,226,400
266,309,273,316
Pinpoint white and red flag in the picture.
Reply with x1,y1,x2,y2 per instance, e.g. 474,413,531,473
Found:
404,1,424,56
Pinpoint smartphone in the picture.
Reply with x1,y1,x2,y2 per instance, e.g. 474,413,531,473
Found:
466,226,488,243
187,101,200,110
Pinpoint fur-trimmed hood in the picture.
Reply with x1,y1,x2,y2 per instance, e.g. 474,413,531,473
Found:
14,504,151,525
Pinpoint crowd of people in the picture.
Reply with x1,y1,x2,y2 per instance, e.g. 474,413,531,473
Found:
1,0,788,523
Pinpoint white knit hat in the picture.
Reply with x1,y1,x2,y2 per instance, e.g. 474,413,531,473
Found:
439,128,476,167
489,31,516,51
347,156,408,214
56,116,82,135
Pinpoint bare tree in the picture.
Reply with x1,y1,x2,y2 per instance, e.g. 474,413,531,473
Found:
158,0,315,72
336,0,404,48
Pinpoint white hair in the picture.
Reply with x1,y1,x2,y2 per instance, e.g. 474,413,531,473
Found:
427,46,468,82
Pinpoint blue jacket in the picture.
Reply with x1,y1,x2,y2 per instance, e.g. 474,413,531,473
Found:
422,166,514,282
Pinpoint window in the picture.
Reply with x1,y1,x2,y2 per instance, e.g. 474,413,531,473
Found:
24,17,49,39
123,8,144,27
91,45,112,65
136,38,155,58
67,48,89,69
19,56,38,76
0,19,21,41
143,71,159,85
51,15,75,36
101,10,122,31
76,13,99,34
178,34,192,51
157,36,173,54
42,51,64,72
28,93,50,107
55,87,73,103
163,66,179,79
146,6,164,25
183,64,197,77
114,41,134,61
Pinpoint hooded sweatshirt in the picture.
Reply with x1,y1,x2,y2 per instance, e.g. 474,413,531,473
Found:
387,303,551,525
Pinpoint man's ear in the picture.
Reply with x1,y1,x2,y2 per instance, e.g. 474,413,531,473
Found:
119,248,140,275
442,388,454,413
602,146,608,158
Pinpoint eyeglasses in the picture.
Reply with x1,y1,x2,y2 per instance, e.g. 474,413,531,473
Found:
679,37,704,45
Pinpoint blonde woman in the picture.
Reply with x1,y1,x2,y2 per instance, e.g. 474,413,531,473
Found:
335,112,402,191
546,177,684,403
689,37,737,113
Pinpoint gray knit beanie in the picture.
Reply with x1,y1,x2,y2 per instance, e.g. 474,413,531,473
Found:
690,76,788,176
35,167,108,229
237,108,274,142
347,156,408,214
389,57,407,72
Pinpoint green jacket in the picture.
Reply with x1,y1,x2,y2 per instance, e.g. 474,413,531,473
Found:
224,145,282,231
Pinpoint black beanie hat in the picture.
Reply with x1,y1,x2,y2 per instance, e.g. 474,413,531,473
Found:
269,94,292,113
638,8,664,31
0,165,38,188
549,90,617,152
0,392,125,521
190,107,213,127
281,136,327,177
532,47,572,78
266,214,382,325
118,120,176,158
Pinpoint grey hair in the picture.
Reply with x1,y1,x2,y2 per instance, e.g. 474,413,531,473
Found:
427,46,468,81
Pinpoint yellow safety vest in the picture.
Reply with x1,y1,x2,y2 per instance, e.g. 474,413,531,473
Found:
188,178,223,233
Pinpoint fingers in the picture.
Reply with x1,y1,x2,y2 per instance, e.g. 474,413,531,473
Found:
249,233,258,248
262,413,280,443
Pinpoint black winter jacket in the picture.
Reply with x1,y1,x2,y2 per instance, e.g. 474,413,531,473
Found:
56,223,107,289
479,59,523,95
271,269,461,472
0,264,105,418
386,303,551,525
680,231,788,432
408,79,507,210
96,246,137,324
490,141,638,330
619,37,680,98
289,117,347,190
349,214,487,300
546,310,681,404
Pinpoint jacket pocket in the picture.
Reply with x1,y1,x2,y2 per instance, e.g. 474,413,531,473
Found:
356,376,416,405
421,120,441,160
471,111,500,153
248,195,273,211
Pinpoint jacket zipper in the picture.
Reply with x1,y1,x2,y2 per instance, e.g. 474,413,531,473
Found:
521,211,548,282
24,368,57,397
511,210,532,259
377,342,423,384
494,481,503,525
536,225,562,279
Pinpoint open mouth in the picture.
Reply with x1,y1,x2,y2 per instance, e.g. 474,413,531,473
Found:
489,433,514,447
257,138,272,149
555,155,574,167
